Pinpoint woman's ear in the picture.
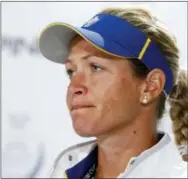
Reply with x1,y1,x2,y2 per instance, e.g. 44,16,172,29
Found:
140,69,165,104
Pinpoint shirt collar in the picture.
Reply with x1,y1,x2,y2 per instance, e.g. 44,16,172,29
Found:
65,131,168,179
65,145,98,179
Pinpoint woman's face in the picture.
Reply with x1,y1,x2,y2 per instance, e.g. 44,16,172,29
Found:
66,36,143,137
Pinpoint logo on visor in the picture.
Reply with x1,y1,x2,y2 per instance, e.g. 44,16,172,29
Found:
83,16,100,27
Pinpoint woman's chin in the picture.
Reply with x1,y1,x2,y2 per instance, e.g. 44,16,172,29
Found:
72,120,99,137
75,130,95,137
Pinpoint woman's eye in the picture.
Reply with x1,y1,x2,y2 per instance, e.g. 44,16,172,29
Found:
66,69,75,78
91,64,103,72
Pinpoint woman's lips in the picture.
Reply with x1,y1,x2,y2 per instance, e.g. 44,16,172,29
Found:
71,105,94,111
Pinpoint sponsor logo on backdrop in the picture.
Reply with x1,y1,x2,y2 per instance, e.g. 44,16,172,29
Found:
2,35,45,177
8,113,30,129
2,112,45,178
2,35,40,55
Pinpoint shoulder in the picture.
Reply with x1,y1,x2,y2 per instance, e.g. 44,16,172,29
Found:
172,161,188,178
49,140,96,178
156,133,187,178
155,136,187,178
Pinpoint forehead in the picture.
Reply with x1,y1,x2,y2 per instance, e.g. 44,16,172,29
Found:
69,35,117,59
67,36,135,76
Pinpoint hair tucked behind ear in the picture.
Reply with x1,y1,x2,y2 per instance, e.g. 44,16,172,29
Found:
100,5,188,161
168,69,188,161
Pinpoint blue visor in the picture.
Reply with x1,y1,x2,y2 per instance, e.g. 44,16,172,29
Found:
39,13,174,94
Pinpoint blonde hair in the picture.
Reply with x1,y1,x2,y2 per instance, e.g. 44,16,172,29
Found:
100,6,188,161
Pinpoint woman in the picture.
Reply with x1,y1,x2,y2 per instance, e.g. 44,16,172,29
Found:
39,6,187,178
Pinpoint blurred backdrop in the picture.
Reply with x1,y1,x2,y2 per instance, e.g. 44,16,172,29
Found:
2,1,187,178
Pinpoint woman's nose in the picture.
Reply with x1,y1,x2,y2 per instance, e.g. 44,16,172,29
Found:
71,86,87,96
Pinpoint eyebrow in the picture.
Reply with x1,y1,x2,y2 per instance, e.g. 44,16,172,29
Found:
64,54,93,64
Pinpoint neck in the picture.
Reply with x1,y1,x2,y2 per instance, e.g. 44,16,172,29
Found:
95,116,158,178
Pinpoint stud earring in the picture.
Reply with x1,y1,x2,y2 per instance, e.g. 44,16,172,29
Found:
142,96,148,104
